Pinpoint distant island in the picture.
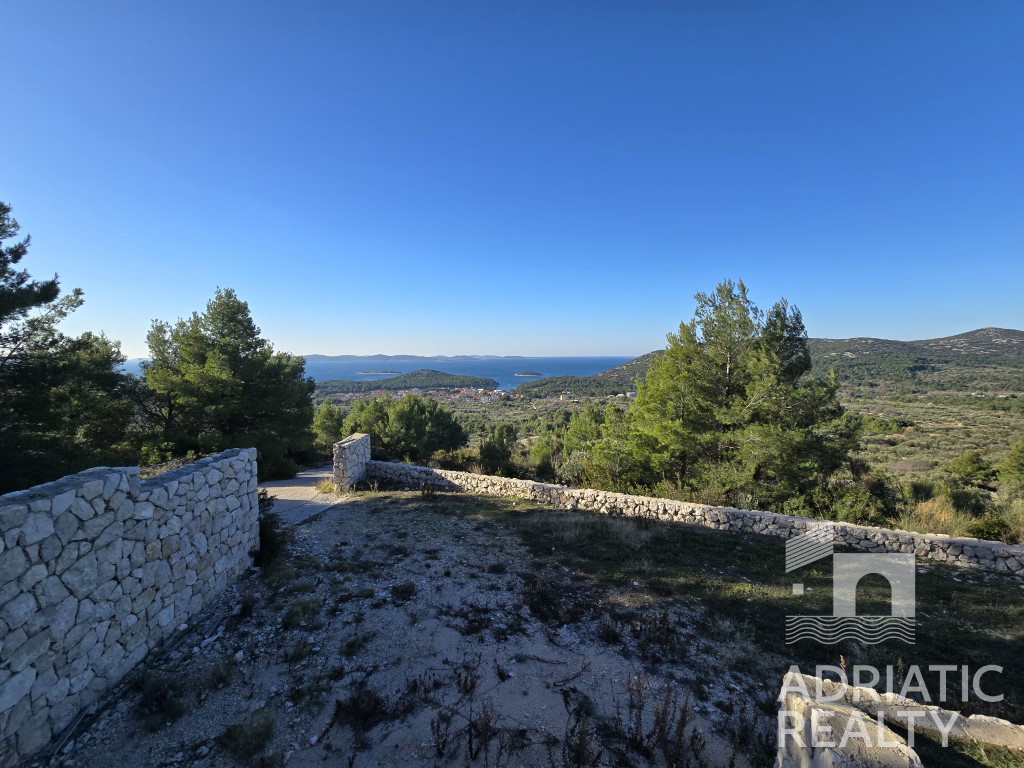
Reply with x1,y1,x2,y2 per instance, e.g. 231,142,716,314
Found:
316,369,498,395
357,371,400,375
515,371,542,377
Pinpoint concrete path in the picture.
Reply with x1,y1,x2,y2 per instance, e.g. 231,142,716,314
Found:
259,465,345,525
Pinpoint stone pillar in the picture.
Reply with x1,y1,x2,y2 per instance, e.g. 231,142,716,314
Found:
332,433,371,491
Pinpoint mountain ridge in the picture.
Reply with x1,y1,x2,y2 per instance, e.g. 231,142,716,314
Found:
516,327,1024,397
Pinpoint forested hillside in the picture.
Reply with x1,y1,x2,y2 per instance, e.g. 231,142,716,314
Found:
316,369,498,395
518,328,1024,398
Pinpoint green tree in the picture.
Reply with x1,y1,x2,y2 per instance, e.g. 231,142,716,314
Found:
142,288,314,478
0,201,135,493
625,279,858,513
527,431,562,482
479,423,518,475
997,439,1024,489
944,449,996,486
344,395,466,462
312,401,347,458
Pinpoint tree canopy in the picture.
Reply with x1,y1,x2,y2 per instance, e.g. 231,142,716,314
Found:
566,279,862,515
142,288,315,478
0,201,135,493
343,395,466,463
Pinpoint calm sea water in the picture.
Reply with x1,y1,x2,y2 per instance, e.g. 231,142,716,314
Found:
302,357,632,391
123,356,634,391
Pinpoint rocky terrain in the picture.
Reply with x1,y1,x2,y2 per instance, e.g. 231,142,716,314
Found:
54,490,761,768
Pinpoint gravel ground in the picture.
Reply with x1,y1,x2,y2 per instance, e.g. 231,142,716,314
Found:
54,491,756,768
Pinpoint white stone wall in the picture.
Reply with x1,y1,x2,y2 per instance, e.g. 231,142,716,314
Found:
332,434,370,491
358,457,1024,576
777,672,1024,765
0,448,259,765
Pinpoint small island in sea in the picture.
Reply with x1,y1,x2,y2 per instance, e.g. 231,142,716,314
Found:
515,371,543,376
357,371,401,375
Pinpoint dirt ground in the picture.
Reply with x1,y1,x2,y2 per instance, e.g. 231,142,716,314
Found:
56,489,762,768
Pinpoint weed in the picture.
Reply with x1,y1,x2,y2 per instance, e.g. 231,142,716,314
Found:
390,581,417,604
596,614,621,645
209,658,236,689
466,700,501,762
281,598,320,629
131,670,185,732
253,493,287,569
554,712,602,767
340,632,372,658
291,677,332,709
314,478,336,495
332,682,389,736
284,638,312,663
430,710,455,758
455,657,481,696
220,709,275,759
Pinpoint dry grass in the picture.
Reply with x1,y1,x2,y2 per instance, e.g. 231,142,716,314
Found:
314,478,336,495
894,497,975,537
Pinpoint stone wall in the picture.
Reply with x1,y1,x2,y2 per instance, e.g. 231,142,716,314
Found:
348,451,1024,576
331,433,370,491
0,448,260,766
777,672,1024,765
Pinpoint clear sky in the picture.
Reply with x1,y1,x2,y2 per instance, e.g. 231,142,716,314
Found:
4,1,1022,359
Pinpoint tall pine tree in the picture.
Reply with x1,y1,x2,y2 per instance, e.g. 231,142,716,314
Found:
142,288,315,478
0,200,135,493
625,279,858,512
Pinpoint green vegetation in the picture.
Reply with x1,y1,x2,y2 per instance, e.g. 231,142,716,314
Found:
342,394,467,462
0,200,137,493
312,401,346,457
517,351,662,398
316,369,497,394
0,198,320,492
513,281,869,521
220,710,276,760
141,288,315,479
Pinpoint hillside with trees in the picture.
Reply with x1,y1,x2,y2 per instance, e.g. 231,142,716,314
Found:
517,327,1023,398
315,369,497,395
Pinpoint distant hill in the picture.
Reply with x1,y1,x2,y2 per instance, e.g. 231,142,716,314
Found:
304,354,524,362
808,327,1024,391
515,351,663,397
315,369,498,395
517,328,1024,398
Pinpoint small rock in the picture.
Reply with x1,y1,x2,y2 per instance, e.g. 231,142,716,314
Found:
177,622,189,632
233,650,244,662
196,746,210,757
309,734,318,746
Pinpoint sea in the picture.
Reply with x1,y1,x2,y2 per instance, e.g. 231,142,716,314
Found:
302,357,633,391
123,356,635,391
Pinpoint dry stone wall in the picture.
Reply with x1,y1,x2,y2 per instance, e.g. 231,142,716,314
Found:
0,448,259,766
352,454,1024,576
332,433,370,490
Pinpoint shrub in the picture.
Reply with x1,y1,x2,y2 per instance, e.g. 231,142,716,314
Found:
894,498,973,537
221,710,275,759
253,493,287,569
132,670,185,731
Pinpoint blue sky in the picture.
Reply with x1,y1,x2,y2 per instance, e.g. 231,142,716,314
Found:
5,1,1022,358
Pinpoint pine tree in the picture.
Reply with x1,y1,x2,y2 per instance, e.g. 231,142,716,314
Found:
625,279,857,511
0,201,135,492
142,288,315,478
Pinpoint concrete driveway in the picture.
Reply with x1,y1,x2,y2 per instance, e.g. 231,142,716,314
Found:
259,465,345,524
